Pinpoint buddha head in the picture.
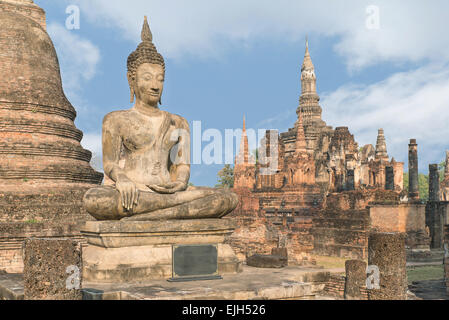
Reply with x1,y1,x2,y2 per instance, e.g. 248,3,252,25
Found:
127,16,165,106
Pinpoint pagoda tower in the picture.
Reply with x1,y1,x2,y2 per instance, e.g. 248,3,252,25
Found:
375,129,389,161
0,0,103,272
295,38,330,154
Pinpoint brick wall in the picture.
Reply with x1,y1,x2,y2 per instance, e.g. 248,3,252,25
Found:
0,246,22,273
370,203,430,249
323,274,369,300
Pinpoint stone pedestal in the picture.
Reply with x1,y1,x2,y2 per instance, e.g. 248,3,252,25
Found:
81,219,242,283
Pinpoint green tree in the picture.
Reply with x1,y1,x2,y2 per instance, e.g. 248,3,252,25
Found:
216,164,234,188
403,173,429,201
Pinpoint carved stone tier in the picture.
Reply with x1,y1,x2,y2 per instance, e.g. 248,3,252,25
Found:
0,7,103,188
81,219,243,283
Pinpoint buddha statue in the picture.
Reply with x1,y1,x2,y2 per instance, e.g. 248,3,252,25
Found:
83,17,238,221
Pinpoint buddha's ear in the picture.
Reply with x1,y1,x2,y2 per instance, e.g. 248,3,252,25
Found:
159,97,162,106
127,73,135,103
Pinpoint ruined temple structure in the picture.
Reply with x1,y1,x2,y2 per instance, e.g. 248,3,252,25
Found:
0,0,103,272
425,156,449,250
228,40,406,261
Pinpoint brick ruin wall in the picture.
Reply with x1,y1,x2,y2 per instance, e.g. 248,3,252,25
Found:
371,203,430,250
311,190,399,260
225,188,317,265
0,188,94,273
228,188,408,262
322,274,369,300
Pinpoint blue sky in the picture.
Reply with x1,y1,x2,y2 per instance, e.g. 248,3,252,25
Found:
35,0,449,186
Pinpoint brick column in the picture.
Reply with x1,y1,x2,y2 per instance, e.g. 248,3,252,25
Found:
429,164,440,201
408,139,419,200
368,232,407,300
385,166,395,191
344,259,367,300
444,225,449,294
23,239,83,300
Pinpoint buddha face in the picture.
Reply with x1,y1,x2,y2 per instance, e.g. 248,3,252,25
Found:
134,63,165,107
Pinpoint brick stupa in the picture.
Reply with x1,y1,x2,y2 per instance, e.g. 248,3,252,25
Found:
0,0,103,272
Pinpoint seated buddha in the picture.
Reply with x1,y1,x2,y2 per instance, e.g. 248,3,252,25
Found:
83,17,238,221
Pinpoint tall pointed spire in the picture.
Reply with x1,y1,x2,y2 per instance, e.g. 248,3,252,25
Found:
302,37,315,73
236,116,254,165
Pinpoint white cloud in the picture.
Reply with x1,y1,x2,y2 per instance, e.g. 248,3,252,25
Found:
47,22,101,94
81,133,103,172
54,0,449,172
66,0,449,69
321,63,449,170
81,132,102,155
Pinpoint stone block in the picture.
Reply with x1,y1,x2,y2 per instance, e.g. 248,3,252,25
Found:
81,219,236,248
23,239,82,300
271,247,288,259
246,254,288,269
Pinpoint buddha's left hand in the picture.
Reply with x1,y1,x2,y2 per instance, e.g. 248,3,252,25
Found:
148,181,187,194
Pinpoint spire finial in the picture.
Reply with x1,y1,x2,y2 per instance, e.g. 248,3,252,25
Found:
243,115,246,131
306,35,309,50
141,16,153,42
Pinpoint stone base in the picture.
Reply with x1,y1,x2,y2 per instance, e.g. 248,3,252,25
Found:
81,219,243,283
0,266,332,300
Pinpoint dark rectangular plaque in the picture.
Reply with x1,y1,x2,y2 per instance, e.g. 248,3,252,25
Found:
168,244,222,282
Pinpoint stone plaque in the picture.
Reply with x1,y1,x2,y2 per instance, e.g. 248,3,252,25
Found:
169,244,222,282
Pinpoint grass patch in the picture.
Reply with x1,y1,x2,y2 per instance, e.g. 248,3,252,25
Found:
407,265,444,284
312,255,354,270
25,219,40,224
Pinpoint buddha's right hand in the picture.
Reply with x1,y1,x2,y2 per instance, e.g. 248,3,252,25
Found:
116,177,139,212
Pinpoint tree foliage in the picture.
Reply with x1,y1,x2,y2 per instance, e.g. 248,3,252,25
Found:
216,164,234,188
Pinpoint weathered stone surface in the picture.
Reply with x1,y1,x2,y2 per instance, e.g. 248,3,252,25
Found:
441,151,449,201
246,254,288,269
408,139,420,200
429,164,441,201
370,203,430,250
231,41,404,265
83,17,237,222
81,219,236,248
344,259,367,300
385,166,395,191
272,247,288,259
444,225,449,294
1,266,330,300
82,219,242,283
23,239,82,300
83,243,241,283
368,232,407,300
426,201,449,249
0,0,102,272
